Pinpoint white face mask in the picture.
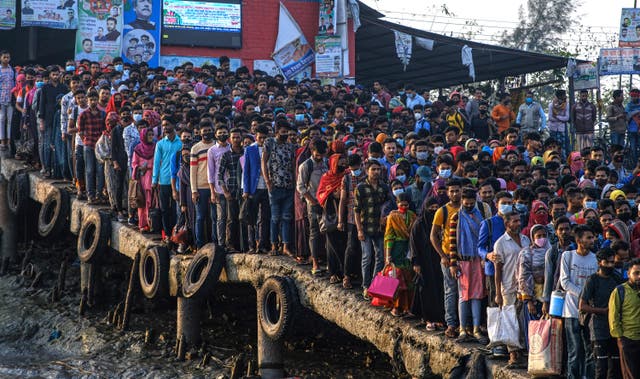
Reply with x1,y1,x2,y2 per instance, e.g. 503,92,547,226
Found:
434,146,444,155
414,113,423,121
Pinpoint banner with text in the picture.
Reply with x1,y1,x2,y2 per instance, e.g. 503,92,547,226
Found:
0,0,16,30
573,62,599,90
121,0,160,67
21,0,79,29
272,2,314,80
75,0,123,64
620,8,640,47
599,48,640,75
315,35,341,77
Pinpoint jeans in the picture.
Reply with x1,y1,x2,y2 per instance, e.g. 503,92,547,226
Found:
458,299,482,329
60,135,73,180
593,338,621,379
158,184,176,237
83,146,104,199
247,189,270,250
308,204,322,263
360,234,383,289
441,263,459,328
216,194,228,246
38,126,55,173
194,188,217,248
75,144,85,190
0,104,13,140
628,131,640,163
611,131,625,148
565,317,594,379
269,187,294,245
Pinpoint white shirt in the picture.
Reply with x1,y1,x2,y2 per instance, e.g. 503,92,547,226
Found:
494,232,530,305
559,250,598,318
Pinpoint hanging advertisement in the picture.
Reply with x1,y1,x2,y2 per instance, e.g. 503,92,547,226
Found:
318,0,335,35
0,0,16,30
121,0,160,67
620,8,640,47
75,0,123,64
160,55,241,71
315,35,341,78
272,3,314,80
599,48,640,75
21,0,79,29
573,62,599,90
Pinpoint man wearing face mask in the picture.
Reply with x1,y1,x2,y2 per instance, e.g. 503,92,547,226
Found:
580,248,622,379
207,126,231,246
491,93,516,135
38,68,68,178
190,121,216,249
413,104,430,135
435,155,454,181
542,216,575,315
470,100,495,141
548,89,571,158
516,90,546,138
152,118,182,239
218,128,245,252
573,89,597,151
405,84,425,110
608,258,640,379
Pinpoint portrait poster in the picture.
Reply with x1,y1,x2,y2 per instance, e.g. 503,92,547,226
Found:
315,35,341,78
318,0,336,35
121,0,160,67
75,0,123,64
620,8,640,47
0,0,16,30
599,48,640,75
21,0,79,29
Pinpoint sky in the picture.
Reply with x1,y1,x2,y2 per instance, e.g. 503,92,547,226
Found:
360,0,630,60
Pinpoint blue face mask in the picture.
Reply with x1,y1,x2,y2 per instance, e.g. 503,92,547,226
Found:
416,152,429,161
629,200,636,209
233,96,241,102
214,89,222,96
147,74,155,80
515,203,527,213
321,127,327,134
351,169,362,177
525,97,533,104
66,65,75,72
396,138,405,147
304,101,312,109
397,91,405,96
585,201,598,210
133,114,142,122
392,188,404,197
294,114,305,122
35,81,44,89
114,64,123,72
347,125,354,133
396,175,406,183
498,204,513,215
159,85,166,91
113,79,121,86
438,168,451,178
167,76,176,83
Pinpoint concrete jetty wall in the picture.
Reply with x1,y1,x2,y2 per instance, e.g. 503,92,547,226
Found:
1,157,529,379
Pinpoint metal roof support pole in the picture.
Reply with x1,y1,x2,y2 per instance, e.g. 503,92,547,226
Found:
568,76,576,154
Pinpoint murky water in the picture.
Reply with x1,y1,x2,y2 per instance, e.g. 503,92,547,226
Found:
0,240,407,379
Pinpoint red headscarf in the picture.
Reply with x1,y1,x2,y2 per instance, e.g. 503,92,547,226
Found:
523,200,549,236
134,128,156,160
143,109,161,128
105,112,120,134
316,154,347,207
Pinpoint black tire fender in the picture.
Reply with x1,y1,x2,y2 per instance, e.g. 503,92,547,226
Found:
37,188,69,238
77,212,111,263
7,171,29,215
182,245,226,299
138,245,170,299
257,276,296,340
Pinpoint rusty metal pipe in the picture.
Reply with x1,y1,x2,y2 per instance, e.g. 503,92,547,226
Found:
176,297,202,358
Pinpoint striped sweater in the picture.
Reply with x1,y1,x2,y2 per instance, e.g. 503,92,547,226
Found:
190,140,215,191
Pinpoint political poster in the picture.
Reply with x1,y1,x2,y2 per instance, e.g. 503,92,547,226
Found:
315,35,341,78
253,59,311,81
160,56,241,71
318,0,336,35
0,0,16,30
21,0,79,29
573,62,598,90
620,8,640,47
599,48,640,75
75,0,123,65
121,0,160,67
272,3,314,80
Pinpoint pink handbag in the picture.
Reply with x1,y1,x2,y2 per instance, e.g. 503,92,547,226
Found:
368,265,400,302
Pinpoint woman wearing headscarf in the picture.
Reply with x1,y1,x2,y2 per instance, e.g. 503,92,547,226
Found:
428,178,449,206
132,128,156,232
105,92,127,115
602,219,631,249
567,151,583,177
522,200,549,237
384,192,417,316
142,109,161,139
317,153,348,284
409,198,445,330
601,183,616,200
517,224,551,349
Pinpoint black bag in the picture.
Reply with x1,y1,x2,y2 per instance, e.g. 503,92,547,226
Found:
16,126,35,158
239,196,256,225
319,197,338,233
149,188,163,233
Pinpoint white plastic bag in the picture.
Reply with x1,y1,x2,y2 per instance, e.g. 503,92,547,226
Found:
487,305,522,349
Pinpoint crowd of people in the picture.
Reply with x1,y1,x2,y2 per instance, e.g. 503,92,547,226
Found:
1,49,640,378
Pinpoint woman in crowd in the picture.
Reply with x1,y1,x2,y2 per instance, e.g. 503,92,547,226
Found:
132,127,155,233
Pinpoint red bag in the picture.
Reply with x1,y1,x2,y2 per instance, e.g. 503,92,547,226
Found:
528,317,563,376
368,265,400,303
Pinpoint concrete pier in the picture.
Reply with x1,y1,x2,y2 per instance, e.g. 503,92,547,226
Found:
1,157,529,379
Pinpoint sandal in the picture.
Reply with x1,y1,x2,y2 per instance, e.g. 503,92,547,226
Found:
295,257,310,265
311,268,326,276
329,275,341,284
342,277,353,289
390,310,402,317
444,326,458,339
